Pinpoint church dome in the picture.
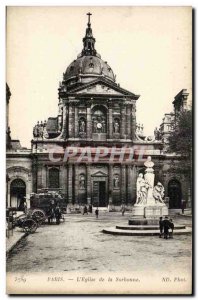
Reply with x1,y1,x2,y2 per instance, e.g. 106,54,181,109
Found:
63,13,116,86
64,55,115,82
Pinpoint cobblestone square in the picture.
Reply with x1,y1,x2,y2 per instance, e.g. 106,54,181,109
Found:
7,213,192,275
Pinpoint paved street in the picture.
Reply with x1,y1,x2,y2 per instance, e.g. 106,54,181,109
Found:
7,213,192,274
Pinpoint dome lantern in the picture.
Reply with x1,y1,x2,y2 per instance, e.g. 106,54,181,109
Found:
63,13,116,86
81,12,97,57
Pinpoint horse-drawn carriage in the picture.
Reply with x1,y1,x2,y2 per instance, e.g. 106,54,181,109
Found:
30,190,67,224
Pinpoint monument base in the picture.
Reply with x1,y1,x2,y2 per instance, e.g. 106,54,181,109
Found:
131,204,168,219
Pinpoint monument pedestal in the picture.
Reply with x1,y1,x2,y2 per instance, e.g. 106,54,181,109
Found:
131,203,168,219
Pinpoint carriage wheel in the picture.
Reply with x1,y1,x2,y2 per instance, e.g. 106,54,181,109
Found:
31,209,46,225
22,219,38,233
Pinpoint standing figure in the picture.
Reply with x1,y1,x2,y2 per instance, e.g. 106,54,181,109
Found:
136,173,148,205
113,119,120,133
114,176,119,188
169,219,174,238
181,200,186,214
79,119,86,133
159,217,164,238
89,204,92,213
121,205,125,216
163,216,170,239
95,207,99,219
55,205,61,225
83,205,88,215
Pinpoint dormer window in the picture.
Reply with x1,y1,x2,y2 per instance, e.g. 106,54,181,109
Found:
89,63,94,68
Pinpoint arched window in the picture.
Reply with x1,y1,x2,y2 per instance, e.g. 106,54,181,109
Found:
48,168,59,189
92,106,107,133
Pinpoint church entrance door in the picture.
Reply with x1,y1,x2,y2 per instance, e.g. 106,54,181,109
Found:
92,180,107,207
168,179,182,209
98,182,106,207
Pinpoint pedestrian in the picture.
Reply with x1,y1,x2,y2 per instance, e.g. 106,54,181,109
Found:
89,204,92,213
95,207,99,219
169,218,174,238
159,216,164,238
163,216,170,239
121,206,125,216
55,205,61,225
23,200,27,214
83,205,88,215
181,200,186,214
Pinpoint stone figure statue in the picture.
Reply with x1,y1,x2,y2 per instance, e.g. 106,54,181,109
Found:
79,175,85,189
154,127,162,140
114,176,120,188
136,173,149,205
144,156,155,205
33,122,39,138
43,122,49,139
153,182,165,204
113,119,120,133
79,119,86,133
101,119,106,133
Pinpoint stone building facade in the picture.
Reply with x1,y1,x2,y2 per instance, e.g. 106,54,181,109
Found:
6,15,192,211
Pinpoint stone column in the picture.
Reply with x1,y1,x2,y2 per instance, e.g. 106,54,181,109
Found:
126,165,132,205
61,164,67,199
74,104,78,138
86,102,92,139
86,164,91,205
126,105,131,139
37,163,43,190
121,165,126,205
74,164,79,205
120,105,126,139
42,165,47,189
108,164,113,206
68,103,75,138
108,102,113,139
67,163,73,205
131,165,137,204
131,103,136,140
62,103,67,139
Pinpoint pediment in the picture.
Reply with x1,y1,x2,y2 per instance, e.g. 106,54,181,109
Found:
75,83,124,96
68,78,139,99
91,170,108,177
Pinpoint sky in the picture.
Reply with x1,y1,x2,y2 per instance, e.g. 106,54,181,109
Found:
6,6,192,148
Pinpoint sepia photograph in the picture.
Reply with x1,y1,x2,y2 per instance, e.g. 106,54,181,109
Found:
5,6,192,294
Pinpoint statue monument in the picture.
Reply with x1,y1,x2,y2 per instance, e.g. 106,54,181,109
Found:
132,156,168,218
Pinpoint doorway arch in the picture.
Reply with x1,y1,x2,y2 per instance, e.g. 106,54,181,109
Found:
10,178,26,210
168,179,182,209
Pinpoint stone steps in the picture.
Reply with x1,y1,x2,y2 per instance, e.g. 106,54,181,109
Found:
102,226,192,236
116,224,186,231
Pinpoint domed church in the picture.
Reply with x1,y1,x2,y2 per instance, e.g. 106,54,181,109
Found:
31,13,142,209
7,13,191,212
